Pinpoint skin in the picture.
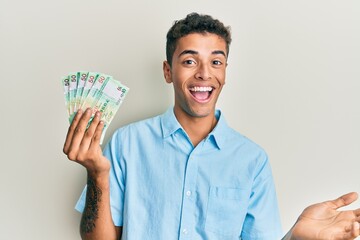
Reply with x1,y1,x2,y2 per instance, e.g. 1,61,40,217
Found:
63,32,360,240
63,109,122,240
284,192,360,240
163,33,227,146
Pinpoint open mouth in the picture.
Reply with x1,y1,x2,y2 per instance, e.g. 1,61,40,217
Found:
189,86,214,102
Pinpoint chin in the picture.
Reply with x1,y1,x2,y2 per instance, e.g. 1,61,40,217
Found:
187,108,213,118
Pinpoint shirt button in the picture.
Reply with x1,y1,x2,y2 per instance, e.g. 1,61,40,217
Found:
186,190,191,197
182,228,188,235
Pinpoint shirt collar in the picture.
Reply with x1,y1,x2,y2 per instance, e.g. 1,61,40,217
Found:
160,107,229,149
160,107,183,138
208,109,227,149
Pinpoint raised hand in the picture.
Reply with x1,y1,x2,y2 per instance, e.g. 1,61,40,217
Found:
63,108,120,239
63,108,110,177
290,192,360,240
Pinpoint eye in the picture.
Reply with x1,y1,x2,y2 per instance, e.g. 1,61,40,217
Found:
183,59,196,65
212,60,222,65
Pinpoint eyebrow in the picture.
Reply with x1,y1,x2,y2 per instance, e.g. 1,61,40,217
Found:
178,49,226,58
212,50,226,57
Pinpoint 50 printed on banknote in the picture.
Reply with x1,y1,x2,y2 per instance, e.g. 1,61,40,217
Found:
61,71,129,144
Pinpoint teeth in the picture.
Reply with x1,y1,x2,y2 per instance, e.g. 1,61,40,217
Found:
189,86,213,92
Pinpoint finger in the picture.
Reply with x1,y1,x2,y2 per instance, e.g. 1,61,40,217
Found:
89,119,104,148
67,108,93,160
354,208,360,217
354,221,360,237
330,192,358,210
79,111,101,150
349,221,360,238
63,109,83,154
342,222,359,240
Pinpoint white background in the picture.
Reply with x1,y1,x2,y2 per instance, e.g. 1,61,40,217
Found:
1,0,359,239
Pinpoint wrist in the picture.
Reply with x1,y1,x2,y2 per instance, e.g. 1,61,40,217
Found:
282,225,299,240
86,170,110,188
85,156,111,179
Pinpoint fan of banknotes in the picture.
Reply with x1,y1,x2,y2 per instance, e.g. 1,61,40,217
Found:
61,71,129,144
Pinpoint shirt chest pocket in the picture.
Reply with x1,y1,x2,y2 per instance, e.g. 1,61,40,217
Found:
205,187,250,237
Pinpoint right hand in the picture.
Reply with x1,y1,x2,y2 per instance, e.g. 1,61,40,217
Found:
63,108,110,177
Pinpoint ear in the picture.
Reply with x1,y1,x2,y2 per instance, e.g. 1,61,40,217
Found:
163,61,172,83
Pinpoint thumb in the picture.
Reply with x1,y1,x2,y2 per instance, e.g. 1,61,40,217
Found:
330,192,358,210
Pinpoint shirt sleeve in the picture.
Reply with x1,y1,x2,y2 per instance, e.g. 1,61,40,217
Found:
74,129,126,227
241,153,283,240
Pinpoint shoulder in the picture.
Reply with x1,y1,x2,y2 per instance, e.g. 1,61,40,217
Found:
221,125,271,175
215,110,266,156
111,113,162,141
103,113,163,158
226,126,267,155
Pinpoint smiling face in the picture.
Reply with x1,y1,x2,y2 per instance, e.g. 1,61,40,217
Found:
163,32,227,121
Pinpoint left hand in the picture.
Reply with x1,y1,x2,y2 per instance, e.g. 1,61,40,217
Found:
291,192,360,240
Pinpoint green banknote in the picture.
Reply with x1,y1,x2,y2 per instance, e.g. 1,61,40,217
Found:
62,71,129,144
61,76,70,116
79,72,98,110
68,73,111,122
80,73,112,111
92,79,129,143
75,71,88,113
68,72,78,116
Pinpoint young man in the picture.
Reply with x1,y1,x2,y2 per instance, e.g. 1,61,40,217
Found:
63,13,360,240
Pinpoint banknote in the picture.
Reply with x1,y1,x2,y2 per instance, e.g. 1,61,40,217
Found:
80,73,112,111
80,72,98,109
61,76,70,116
68,72,78,116
92,79,129,143
75,71,88,113
68,73,111,122
62,71,129,144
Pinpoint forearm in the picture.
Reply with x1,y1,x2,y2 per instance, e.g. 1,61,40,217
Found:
80,172,118,240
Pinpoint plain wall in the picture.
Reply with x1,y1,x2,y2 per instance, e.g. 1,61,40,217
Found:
1,0,359,239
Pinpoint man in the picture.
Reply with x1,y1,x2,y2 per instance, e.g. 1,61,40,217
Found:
63,13,360,240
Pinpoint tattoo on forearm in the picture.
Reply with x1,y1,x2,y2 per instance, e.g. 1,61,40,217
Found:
81,177,102,234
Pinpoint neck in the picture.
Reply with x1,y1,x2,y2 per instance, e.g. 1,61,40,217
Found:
174,108,218,147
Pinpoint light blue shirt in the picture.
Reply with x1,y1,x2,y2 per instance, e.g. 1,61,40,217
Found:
76,108,283,240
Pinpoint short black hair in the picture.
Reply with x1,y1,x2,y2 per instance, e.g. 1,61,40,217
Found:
166,12,232,67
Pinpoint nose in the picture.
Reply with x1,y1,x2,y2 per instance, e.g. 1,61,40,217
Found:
195,63,212,80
